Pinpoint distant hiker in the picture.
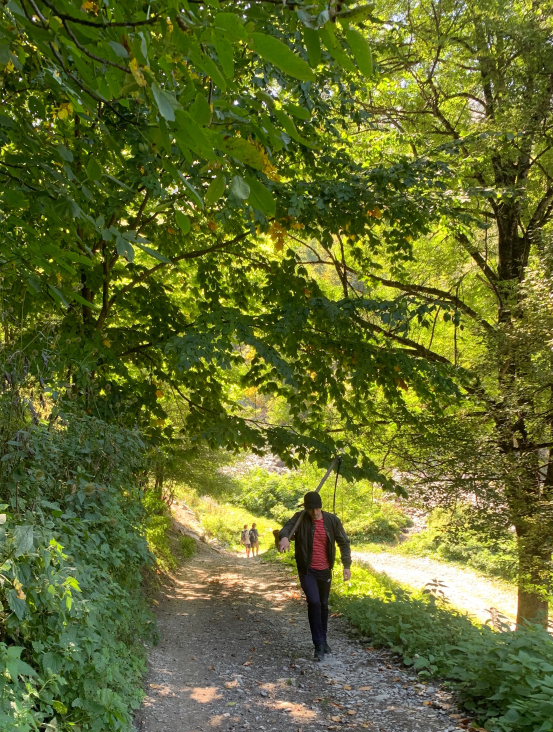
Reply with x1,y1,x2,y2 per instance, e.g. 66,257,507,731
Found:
278,491,351,662
249,523,260,556
240,524,251,557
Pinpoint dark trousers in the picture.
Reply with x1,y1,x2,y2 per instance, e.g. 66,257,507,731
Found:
299,568,331,646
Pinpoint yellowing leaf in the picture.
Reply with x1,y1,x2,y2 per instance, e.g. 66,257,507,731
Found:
81,0,99,12
57,102,73,120
130,58,147,87
269,221,286,251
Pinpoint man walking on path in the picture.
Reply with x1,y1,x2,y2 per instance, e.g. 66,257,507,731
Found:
278,491,351,661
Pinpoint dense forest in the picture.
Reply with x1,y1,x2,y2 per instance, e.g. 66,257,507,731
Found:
1,0,553,730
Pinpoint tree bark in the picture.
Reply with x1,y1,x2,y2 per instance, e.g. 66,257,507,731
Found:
515,522,551,626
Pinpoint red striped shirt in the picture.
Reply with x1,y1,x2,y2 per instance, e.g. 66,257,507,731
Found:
310,518,330,570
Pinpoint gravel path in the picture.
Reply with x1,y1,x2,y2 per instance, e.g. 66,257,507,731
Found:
135,504,476,732
353,550,517,626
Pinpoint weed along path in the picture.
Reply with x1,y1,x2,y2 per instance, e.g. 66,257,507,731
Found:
353,550,517,626
135,504,471,732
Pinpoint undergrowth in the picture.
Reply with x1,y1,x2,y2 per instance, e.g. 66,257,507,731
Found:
0,415,156,731
144,491,197,572
331,563,553,732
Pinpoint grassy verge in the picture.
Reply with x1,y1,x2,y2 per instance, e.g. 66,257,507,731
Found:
176,488,278,554
144,491,197,572
349,541,387,553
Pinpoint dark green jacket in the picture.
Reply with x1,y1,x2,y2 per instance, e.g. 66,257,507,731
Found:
279,510,351,574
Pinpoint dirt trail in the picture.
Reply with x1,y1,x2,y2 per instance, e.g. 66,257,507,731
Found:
353,550,517,626
135,504,472,732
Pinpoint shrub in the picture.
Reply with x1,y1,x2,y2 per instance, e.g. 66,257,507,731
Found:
179,535,197,559
143,490,196,571
346,502,412,543
0,415,155,731
329,562,553,732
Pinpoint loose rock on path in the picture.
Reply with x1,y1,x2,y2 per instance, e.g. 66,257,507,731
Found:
135,504,472,732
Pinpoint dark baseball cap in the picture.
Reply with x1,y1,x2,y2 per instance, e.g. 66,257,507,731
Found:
303,491,322,509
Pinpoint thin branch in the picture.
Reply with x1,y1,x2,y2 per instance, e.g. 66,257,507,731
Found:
351,314,454,366
48,42,108,105
366,272,495,333
457,234,501,299
37,0,159,27
102,232,251,322
526,184,553,236
62,19,131,74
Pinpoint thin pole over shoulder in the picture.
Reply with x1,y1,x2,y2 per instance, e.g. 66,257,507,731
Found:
287,455,342,540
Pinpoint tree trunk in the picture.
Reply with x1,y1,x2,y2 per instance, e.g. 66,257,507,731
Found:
515,522,551,627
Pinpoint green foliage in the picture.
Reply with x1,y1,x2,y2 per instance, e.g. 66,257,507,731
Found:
143,490,196,571
182,490,276,553
329,563,553,732
179,535,197,560
0,416,154,731
398,508,517,582
345,502,412,543
0,0,462,486
230,463,412,542
229,466,309,524
354,0,553,622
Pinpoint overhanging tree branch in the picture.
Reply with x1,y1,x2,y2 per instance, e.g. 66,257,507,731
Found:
366,272,495,333
98,232,251,327
37,0,159,27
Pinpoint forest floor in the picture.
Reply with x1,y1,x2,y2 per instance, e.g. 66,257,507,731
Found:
135,502,477,732
352,550,517,627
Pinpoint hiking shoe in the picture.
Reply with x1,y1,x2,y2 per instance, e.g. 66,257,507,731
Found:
323,642,332,654
313,645,325,662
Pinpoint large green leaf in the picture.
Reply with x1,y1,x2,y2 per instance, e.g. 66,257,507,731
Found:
175,211,191,234
230,176,250,200
214,12,246,42
205,174,226,205
13,525,34,557
320,26,356,72
116,236,135,263
346,28,374,78
246,176,276,216
175,111,216,160
250,33,315,81
151,83,178,122
219,137,266,170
